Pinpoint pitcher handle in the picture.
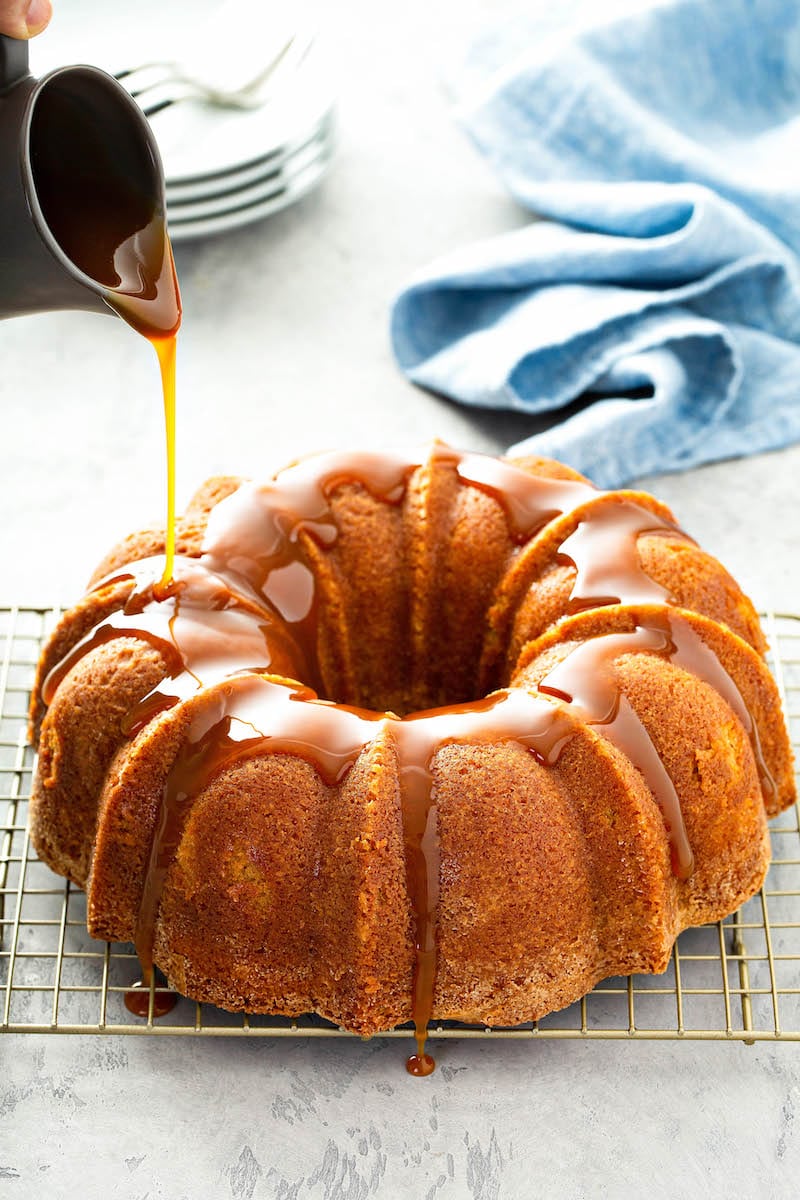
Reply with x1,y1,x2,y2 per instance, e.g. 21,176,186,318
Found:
0,35,30,94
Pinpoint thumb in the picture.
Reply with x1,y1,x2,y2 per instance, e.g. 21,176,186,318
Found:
0,0,53,39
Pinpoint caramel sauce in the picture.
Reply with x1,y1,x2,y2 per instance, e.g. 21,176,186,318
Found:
134,675,387,984
540,621,694,877
439,444,594,540
42,557,306,725
42,444,773,1066
558,502,677,611
406,1051,436,1078
393,689,575,1073
153,336,179,589
124,979,178,1019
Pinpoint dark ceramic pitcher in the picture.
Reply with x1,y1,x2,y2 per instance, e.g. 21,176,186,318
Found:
0,33,168,320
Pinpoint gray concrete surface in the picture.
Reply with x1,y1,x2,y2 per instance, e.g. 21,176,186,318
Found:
1,2,798,1196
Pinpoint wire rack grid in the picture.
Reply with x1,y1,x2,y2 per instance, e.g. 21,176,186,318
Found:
1,605,799,1043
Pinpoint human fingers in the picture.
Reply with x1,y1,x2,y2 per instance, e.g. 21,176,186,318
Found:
0,0,53,39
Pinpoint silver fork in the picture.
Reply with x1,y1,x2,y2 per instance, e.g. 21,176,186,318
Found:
114,26,316,119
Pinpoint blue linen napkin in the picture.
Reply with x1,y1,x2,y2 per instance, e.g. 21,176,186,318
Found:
390,0,800,487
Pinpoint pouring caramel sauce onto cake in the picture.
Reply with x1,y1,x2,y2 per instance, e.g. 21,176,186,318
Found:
24,89,796,1075
29,77,182,591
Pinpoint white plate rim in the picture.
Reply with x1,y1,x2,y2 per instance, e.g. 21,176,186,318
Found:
164,109,334,201
168,151,331,241
166,137,332,222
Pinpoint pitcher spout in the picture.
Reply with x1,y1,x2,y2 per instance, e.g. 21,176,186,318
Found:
0,34,169,324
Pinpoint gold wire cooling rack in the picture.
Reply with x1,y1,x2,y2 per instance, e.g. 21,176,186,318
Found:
1,605,799,1043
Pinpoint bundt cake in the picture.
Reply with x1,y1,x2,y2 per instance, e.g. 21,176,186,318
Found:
28,442,795,1073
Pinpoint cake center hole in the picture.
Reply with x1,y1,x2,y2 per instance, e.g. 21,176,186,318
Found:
312,628,492,719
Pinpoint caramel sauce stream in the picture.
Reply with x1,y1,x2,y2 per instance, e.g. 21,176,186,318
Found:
153,335,178,590
101,220,181,593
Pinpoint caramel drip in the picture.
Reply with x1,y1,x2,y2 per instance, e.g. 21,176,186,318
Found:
450,448,594,540
42,558,306,727
41,444,768,1065
539,622,695,878
392,691,575,1073
135,675,390,984
124,979,178,1018
650,611,775,804
539,612,777,877
195,452,423,694
202,450,419,574
558,502,678,611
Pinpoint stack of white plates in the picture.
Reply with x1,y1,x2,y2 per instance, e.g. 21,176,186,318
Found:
151,37,336,241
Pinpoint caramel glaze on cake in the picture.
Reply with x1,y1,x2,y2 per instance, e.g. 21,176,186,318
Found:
28,443,796,1072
